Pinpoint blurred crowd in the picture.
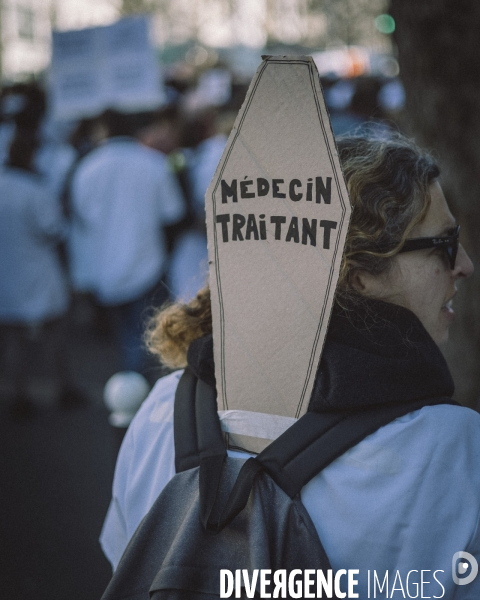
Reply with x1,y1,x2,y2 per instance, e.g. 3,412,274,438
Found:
0,67,405,419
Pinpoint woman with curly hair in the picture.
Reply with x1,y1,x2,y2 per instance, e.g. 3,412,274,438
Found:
101,132,478,597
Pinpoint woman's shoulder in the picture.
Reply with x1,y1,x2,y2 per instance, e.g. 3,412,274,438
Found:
315,402,480,489
395,402,480,441
371,403,480,460
150,369,184,401
129,369,184,432
416,403,480,464
303,403,480,590
344,402,480,489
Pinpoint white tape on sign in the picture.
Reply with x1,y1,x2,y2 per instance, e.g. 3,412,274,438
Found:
218,410,297,441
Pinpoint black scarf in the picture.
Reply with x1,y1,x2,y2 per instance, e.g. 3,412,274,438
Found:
186,298,455,413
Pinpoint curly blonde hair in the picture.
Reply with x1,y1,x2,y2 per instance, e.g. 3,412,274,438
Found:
147,132,440,367
145,286,212,369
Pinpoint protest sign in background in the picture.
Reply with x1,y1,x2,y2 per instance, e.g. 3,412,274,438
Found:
49,16,166,120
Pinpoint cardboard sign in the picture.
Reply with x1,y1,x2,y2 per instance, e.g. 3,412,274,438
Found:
49,16,166,120
206,56,351,453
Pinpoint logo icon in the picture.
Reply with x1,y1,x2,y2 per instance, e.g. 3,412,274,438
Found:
452,551,478,585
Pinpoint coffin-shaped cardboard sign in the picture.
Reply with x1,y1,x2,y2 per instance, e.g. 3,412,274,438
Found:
206,56,351,453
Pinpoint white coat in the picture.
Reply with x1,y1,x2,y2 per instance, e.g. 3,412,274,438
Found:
69,138,185,305
0,167,68,324
101,370,480,599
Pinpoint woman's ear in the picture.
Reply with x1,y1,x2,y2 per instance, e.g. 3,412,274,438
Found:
350,269,387,298
350,270,369,294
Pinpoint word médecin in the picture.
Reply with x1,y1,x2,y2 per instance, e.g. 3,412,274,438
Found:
220,177,332,204
216,213,337,248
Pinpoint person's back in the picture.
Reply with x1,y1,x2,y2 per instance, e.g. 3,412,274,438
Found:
69,137,184,305
0,130,78,416
101,132,480,598
0,160,67,324
101,367,480,598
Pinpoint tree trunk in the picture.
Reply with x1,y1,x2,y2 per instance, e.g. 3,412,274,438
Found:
390,0,480,408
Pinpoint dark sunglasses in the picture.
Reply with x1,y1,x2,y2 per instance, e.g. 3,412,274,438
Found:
398,225,460,270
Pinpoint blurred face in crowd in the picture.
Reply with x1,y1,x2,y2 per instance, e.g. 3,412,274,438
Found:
354,181,474,345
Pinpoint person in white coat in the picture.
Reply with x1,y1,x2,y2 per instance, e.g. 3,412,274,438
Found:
0,130,77,416
101,133,479,598
68,110,185,375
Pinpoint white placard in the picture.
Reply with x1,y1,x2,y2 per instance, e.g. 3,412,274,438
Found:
49,16,166,120
206,56,352,453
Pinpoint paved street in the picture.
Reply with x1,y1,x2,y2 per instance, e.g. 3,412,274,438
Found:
0,309,150,599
